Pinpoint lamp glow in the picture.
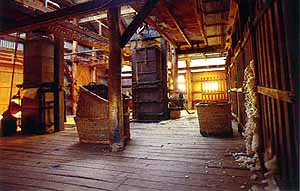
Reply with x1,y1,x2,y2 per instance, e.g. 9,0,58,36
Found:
178,84,186,91
202,81,219,91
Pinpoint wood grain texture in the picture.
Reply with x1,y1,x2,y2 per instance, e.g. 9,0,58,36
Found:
0,113,262,190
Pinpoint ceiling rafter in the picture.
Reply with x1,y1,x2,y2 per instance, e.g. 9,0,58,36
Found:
50,0,75,7
194,0,208,45
46,24,108,51
162,1,192,48
205,22,227,27
120,1,177,48
60,22,108,42
207,33,226,38
1,0,109,50
79,6,136,24
0,0,135,35
145,17,177,48
225,0,238,50
177,45,224,55
120,0,160,48
205,8,229,15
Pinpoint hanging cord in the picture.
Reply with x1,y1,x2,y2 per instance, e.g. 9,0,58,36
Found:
8,33,20,114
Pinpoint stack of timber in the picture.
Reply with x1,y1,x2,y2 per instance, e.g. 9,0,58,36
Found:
132,45,168,122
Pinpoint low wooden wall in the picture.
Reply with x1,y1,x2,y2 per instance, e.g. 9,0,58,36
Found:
0,48,23,115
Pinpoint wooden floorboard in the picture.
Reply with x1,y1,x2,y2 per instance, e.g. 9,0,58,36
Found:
0,113,262,191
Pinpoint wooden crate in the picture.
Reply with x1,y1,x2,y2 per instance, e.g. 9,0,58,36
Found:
196,102,232,137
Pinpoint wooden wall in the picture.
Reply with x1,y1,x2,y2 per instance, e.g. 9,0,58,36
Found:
254,0,298,187
64,63,95,115
0,48,23,114
229,22,253,128
77,64,91,85
191,71,228,106
229,0,299,188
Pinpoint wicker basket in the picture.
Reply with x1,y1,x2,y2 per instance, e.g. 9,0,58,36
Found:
75,116,110,144
196,102,232,137
75,84,131,144
75,85,110,144
76,86,108,118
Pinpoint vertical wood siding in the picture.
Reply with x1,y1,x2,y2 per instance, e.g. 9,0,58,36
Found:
229,0,298,187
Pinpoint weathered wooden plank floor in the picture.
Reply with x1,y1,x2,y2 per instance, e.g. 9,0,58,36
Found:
0,113,261,191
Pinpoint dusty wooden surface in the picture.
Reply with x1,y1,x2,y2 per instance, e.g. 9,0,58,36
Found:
0,112,262,190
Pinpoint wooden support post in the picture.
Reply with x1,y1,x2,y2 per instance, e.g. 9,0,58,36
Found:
185,56,192,109
108,6,124,151
71,19,78,115
160,38,169,119
91,47,97,82
90,66,96,82
54,36,65,132
171,47,178,91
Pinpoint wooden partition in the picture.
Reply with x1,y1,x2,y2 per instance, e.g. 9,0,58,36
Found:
254,0,298,187
229,26,253,128
0,48,23,114
229,0,298,188
191,71,227,106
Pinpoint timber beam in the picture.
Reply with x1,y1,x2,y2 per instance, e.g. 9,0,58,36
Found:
0,0,135,35
50,0,74,7
175,64,226,71
205,22,227,27
194,0,208,45
205,8,229,15
0,35,25,44
79,6,136,24
177,45,224,55
162,1,192,47
46,24,109,51
207,33,226,38
225,0,238,50
2,0,109,51
119,0,160,48
145,17,177,48
59,22,108,43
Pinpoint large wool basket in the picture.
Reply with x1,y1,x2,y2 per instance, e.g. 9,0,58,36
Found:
75,86,110,144
196,102,232,137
